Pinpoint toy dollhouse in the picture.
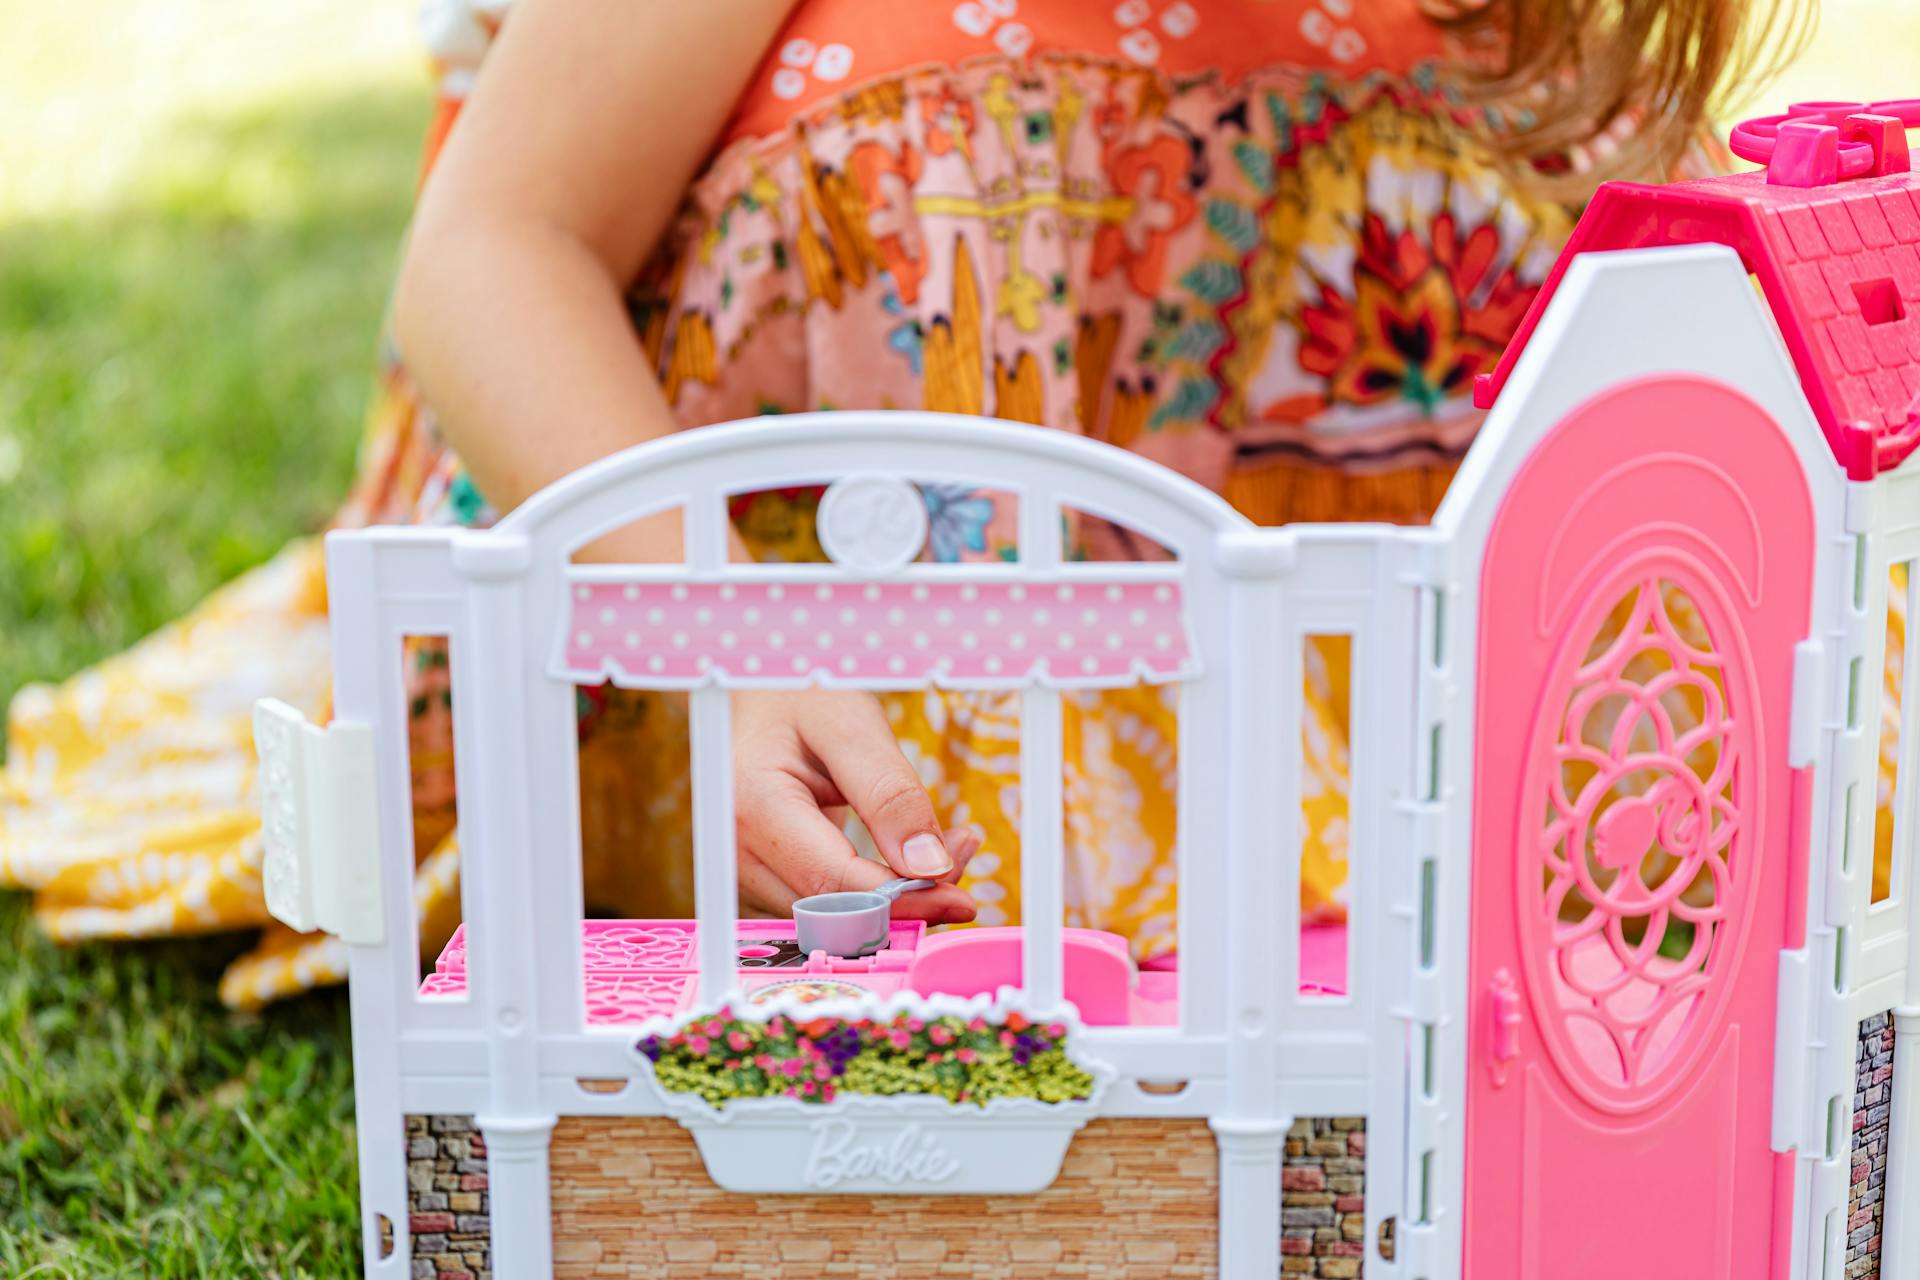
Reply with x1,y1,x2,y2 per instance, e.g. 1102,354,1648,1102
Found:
255,101,1920,1278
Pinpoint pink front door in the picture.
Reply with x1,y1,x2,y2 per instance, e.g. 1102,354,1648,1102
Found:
1463,376,1814,1279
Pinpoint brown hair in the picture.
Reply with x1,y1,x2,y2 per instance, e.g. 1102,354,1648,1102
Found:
1425,0,1819,194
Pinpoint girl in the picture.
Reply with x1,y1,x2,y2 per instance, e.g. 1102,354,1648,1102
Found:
1,0,1814,1003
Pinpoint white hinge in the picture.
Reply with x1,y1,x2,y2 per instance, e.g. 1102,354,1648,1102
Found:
1810,1152,1850,1278
1394,530,1454,591
1396,1219,1442,1279
1843,480,1877,534
1387,790,1444,1032
1773,947,1812,1152
252,698,384,945
1775,934,1857,1158
1789,640,1826,769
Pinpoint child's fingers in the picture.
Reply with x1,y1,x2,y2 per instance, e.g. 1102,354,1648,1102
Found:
800,695,953,882
733,765,975,923
940,827,982,884
736,858,805,919
881,879,976,923
735,766,871,901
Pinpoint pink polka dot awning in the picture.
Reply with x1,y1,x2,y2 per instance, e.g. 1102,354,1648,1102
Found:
554,577,1198,688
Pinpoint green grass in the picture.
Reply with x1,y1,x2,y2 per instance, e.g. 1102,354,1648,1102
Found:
0,0,1910,1273
0,84,424,703
0,895,360,1277
0,2,427,1268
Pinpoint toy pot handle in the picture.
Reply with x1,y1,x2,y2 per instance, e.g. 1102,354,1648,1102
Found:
872,878,934,902
1488,967,1522,1088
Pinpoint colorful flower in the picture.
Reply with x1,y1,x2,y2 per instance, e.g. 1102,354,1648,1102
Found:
638,1009,1092,1110
1092,134,1198,296
850,141,928,304
918,85,977,158
1297,211,1536,417
918,483,995,562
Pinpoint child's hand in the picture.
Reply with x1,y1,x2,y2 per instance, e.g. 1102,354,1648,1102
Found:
733,689,980,923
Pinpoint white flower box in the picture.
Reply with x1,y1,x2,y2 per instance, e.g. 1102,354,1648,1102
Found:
653,1087,1108,1195
634,989,1114,1194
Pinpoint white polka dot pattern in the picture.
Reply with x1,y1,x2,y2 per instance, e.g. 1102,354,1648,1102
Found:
559,579,1195,687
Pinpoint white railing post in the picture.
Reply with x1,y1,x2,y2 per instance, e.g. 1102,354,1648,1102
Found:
690,686,739,1005
451,532,555,1279
686,490,740,1007
1020,688,1065,1009
1211,528,1293,1278
326,533,419,1277
1019,490,1065,1010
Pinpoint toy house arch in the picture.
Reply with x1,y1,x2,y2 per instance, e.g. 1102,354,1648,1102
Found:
470,412,1252,1047
269,413,1431,1277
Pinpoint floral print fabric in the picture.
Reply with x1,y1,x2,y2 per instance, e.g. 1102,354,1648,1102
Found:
651,57,1574,527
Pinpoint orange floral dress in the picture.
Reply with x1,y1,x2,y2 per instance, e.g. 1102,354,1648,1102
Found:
5,0,1702,1005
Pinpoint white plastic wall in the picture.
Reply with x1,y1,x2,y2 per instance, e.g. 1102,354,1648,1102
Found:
318,414,1434,1276
1853,458,1920,1277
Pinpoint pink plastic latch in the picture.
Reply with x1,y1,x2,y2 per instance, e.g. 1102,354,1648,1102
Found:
1488,967,1522,1088
1766,121,1842,188
1730,99,1920,187
1843,113,1912,176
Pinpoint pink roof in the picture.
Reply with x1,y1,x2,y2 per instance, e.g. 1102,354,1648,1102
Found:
1476,107,1920,480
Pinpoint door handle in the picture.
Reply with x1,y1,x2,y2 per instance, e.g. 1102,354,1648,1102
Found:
1489,967,1522,1088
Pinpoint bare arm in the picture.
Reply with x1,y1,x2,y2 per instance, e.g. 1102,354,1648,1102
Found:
390,0,979,921
392,0,795,558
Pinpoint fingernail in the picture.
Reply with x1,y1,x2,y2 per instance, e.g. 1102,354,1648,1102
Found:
903,833,952,876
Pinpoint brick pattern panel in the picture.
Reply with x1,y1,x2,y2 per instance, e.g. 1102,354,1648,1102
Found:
401,1111,1381,1277
548,1116,1221,1279
1283,1117,1372,1277
407,1115,492,1280
1849,1012,1896,1279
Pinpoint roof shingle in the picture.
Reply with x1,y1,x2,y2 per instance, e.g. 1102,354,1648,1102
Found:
1478,162,1920,479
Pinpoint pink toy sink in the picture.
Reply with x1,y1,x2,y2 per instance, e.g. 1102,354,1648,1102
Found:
906,926,1138,1025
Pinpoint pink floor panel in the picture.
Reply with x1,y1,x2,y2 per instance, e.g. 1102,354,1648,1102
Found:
417,920,1350,1026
